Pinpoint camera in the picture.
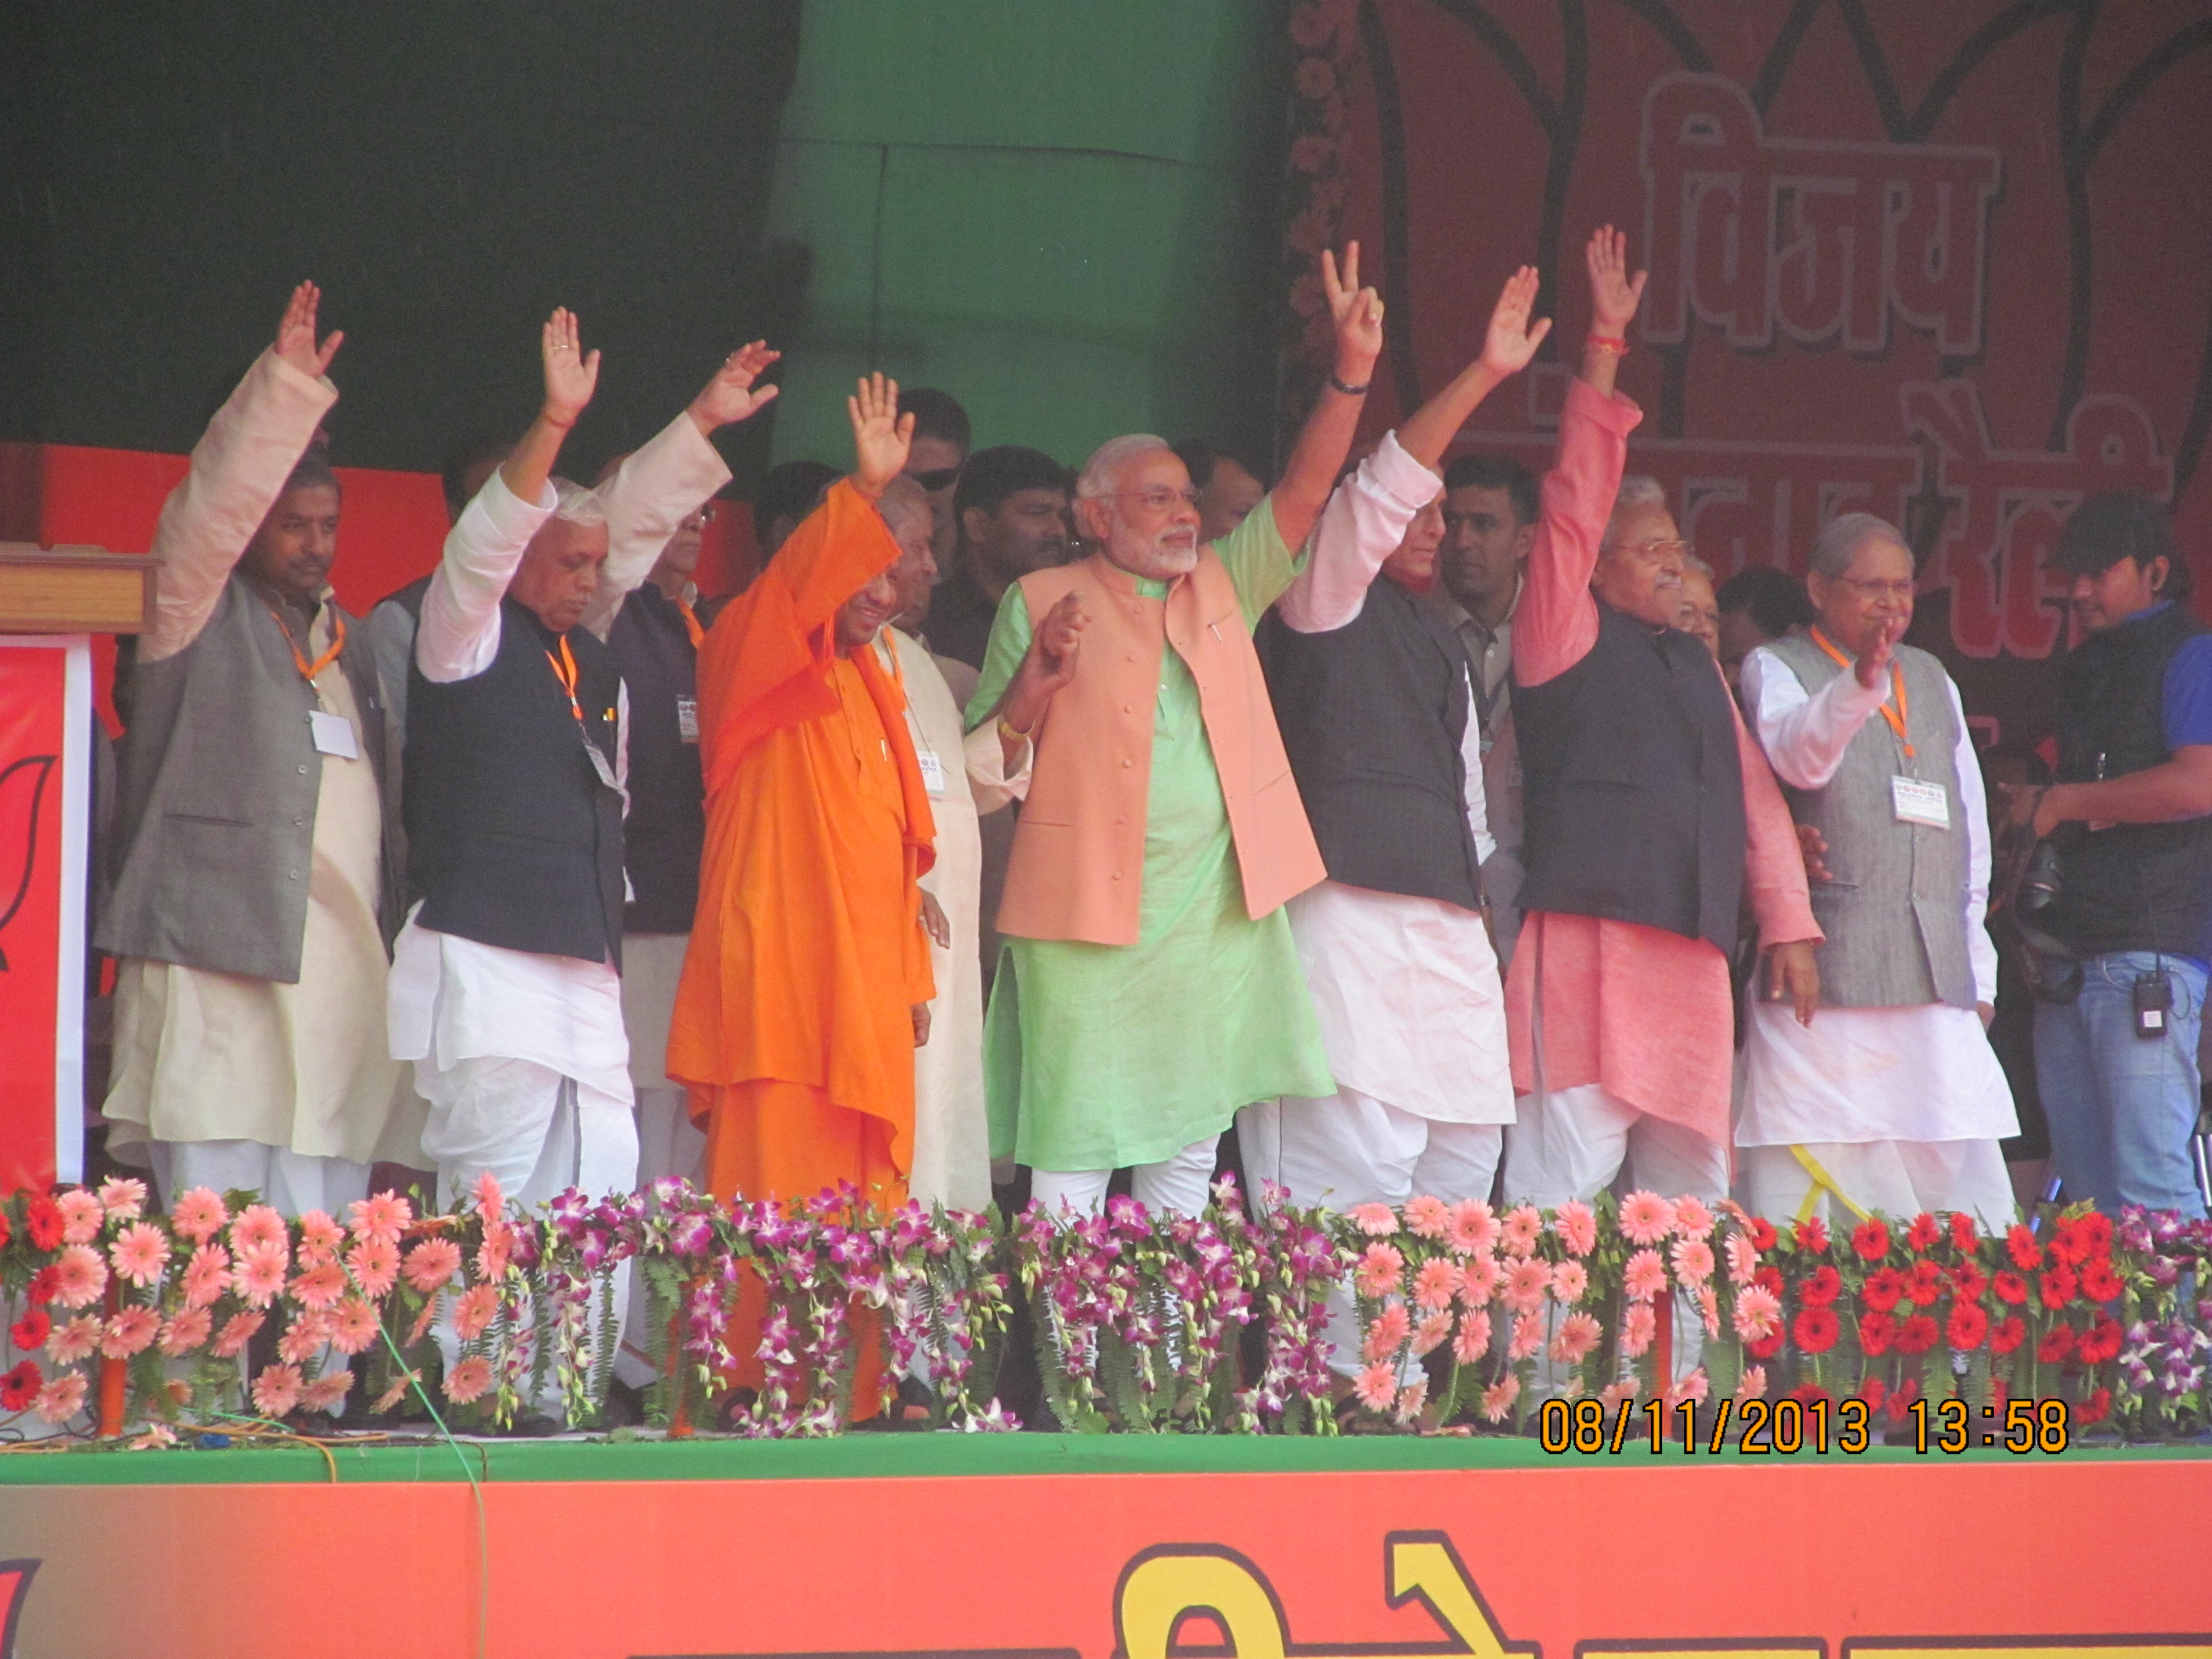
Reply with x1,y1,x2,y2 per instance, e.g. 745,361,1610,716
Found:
2016,839,2064,915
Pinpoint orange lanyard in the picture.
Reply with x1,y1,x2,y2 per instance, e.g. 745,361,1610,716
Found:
1811,626,1912,758
266,604,346,685
545,635,584,723
676,594,705,650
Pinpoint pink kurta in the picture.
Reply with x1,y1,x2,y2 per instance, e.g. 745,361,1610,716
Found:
1502,380,1818,1146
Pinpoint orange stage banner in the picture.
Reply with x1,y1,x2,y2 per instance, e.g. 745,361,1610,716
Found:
0,1460,2205,1658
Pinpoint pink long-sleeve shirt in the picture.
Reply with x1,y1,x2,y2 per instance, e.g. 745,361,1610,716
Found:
1504,379,1819,1145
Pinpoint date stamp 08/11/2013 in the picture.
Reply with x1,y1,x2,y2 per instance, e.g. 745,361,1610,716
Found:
1536,1394,2074,1456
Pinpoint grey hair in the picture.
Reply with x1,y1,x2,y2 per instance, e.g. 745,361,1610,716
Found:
1076,434,1173,501
1601,475,1668,549
1809,511,1908,579
549,477,607,528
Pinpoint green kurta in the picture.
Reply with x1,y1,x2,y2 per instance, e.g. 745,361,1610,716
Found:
965,502,1333,1171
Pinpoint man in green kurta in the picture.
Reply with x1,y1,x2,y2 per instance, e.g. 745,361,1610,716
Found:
966,245,1386,1214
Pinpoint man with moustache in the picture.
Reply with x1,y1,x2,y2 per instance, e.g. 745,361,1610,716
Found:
923,445,1075,673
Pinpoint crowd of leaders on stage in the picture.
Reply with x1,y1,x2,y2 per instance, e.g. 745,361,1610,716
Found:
88,227,2212,1417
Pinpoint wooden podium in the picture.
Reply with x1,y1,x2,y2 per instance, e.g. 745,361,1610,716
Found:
0,544,152,1190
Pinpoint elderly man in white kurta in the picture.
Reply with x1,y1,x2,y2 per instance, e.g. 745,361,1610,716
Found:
1736,512,2017,1226
101,283,418,1216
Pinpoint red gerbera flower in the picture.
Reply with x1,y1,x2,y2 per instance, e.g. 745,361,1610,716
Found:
2079,1257,2124,1304
1949,1261,1988,1303
1947,1211,1979,1252
2035,1325,2076,1364
2047,1221,2087,1268
1754,1265,1785,1299
1884,1376,1922,1422
1905,1261,1945,1306
0,1360,40,1412
2078,1313,2123,1365
1748,1216,1778,1252
1990,1315,2027,1355
8,1309,49,1352
2006,1225,2042,1270
2077,1386,2112,1426
1905,1213,1943,1252
1862,1267,1906,1313
1851,1219,1891,1262
1799,1266,1842,1307
2075,1213,2113,1259
1858,1376,1887,1410
1746,1331,1783,1360
2039,1266,2078,1309
1858,1310,1897,1355
1793,1216,1830,1253
1992,1269,2029,1306
1896,1314,1940,1355
1794,1306,1841,1354
1946,1301,1989,1351
0,1208,10,1251
25,1195,63,1252
1787,1381,1834,1407
24,1266,59,1307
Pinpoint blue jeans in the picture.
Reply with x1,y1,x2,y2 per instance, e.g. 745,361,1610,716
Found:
2033,951,2208,1218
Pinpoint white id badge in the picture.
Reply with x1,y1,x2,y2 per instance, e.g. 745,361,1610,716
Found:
1891,775,1950,828
308,710,359,759
917,747,948,796
676,695,700,744
583,737,620,793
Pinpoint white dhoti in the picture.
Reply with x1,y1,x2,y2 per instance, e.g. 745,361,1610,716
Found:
620,930,705,1191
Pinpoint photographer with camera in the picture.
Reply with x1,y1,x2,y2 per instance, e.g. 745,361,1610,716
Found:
2003,492,2212,1220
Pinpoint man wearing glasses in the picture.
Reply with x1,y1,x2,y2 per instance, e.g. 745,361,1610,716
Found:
1735,513,2017,1227
898,386,972,573
965,244,1385,1218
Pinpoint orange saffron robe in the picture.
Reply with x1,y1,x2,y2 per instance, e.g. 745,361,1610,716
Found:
669,477,937,1209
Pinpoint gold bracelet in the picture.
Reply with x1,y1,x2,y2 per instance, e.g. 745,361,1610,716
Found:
996,715,1034,745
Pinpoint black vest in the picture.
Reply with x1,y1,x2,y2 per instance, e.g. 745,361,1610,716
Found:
1257,577,1483,911
1513,602,1745,954
606,584,704,934
2051,601,2212,960
404,599,627,966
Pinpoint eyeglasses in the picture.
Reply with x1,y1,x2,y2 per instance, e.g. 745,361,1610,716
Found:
1108,486,1203,514
679,503,718,530
1610,537,1692,561
1832,576,1916,601
909,465,963,493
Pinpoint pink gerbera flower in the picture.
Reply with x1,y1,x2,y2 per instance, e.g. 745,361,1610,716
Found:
401,1238,462,1294
98,1306,159,1359
1623,1247,1668,1304
1725,1232,1759,1287
159,1308,214,1357
229,1204,288,1257
1549,1310,1603,1365
346,1235,400,1300
1411,1311,1454,1357
347,1191,413,1246
1445,1200,1498,1257
1551,1200,1598,1258
279,1313,333,1366
46,1315,101,1364
452,1284,501,1342
1362,1304,1412,1364
299,1371,353,1414
169,1187,230,1244
1499,1205,1543,1258
1550,1260,1589,1306
1352,1242,1405,1300
1394,1378,1429,1424
1457,1253,1501,1308
212,1311,265,1358
251,1362,303,1418
329,1296,381,1356
1730,1285,1781,1341
1669,1237,1716,1284
1353,1363,1396,1413
1620,1302,1658,1358
296,1210,346,1266
1346,1202,1399,1237
1671,1196,1716,1239
1412,1258,1459,1311
1662,1368,1711,1411
51,1244,108,1309
56,1189,104,1245
95,1175,147,1221
232,1242,288,1307
1619,1190,1677,1245
1403,1195,1450,1240
1478,1374,1521,1423
33,1372,87,1425
475,1224,512,1281
1734,1364,1768,1402
288,1262,348,1312
1598,1377,1640,1410
181,1243,231,1310
372,1371,420,1415
1696,1284,1720,1337
443,1355,493,1405
1501,1259,1550,1316
109,1222,171,1288
473,1171,505,1219
1508,1313,1545,1359
1452,1310,1491,1364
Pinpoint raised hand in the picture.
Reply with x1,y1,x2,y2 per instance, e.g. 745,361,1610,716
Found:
846,371,913,497
1855,616,1900,690
1585,225,1647,338
688,341,782,434
996,591,1086,753
1321,242,1385,379
274,281,343,378
1478,265,1551,378
541,308,601,427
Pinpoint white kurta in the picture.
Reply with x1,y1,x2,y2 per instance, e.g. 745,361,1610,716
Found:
882,628,1028,1211
102,349,420,1182
1735,645,2017,1146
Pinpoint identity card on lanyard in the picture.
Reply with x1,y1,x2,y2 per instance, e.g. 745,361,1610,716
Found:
271,604,360,759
